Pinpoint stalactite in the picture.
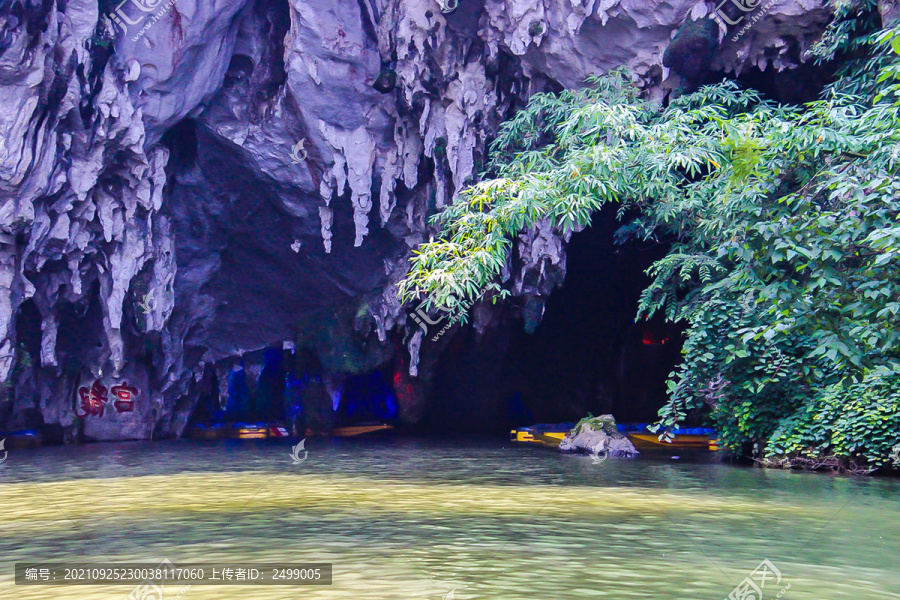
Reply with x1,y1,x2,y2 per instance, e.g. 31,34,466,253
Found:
319,206,334,254
408,329,423,377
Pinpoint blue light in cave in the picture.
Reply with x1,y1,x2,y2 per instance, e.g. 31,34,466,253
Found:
340,371,398,422
285,373,305,421
384,387,398,421
224,361,250,420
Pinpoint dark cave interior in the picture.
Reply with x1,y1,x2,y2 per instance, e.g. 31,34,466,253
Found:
189,206,684,437
423,206,681,434
177,56,839,438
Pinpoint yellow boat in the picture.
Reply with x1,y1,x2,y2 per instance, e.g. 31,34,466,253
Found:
510,424,574,447
330,424,393,437
533,431,567,445
511,429,536,443
188,422,295,440
231,424,268,439
511,423,719,451
627,433,712,450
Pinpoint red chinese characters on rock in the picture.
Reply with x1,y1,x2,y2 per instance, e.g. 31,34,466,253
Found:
76,380,141,417
111,383,139,413
77,381,108,418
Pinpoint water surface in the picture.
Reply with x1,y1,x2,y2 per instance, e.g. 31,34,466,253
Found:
1,437,899,599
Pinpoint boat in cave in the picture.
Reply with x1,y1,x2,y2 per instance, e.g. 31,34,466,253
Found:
511,422,718,450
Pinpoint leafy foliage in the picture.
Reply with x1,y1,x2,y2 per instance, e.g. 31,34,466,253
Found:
767,371,900,467
806,0,880,64
401,27,900,468
570,413,620,437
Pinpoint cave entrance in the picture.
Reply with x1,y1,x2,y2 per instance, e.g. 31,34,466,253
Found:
424,206,682,433
499,207,682,428
193,347,400,434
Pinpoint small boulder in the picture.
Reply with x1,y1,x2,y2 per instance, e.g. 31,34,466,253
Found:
559,414,639,458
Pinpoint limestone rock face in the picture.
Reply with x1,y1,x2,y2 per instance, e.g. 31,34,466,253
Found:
0,0,833,440
663,17,719,81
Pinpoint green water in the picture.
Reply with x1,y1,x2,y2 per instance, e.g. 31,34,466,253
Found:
1,437,899,599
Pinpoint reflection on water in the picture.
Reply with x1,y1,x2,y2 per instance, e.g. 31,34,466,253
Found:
1,438,900,599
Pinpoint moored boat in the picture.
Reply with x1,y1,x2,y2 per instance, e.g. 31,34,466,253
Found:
509,423,575,447
232,423,268,439
626,432,713,450
185,423,230,440
3,430,42,449
187,422,296,440
329,423,393,437
511,422,718,450
618,423,717,450
189,421,393,440
268,424,290,438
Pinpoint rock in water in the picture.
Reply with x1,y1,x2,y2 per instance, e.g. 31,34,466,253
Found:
559,414,639,458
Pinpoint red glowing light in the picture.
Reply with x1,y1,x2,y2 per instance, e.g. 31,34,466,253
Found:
642,333,669,345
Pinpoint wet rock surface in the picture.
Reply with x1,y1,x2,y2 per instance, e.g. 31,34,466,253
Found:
559,414,639,458
0,0,834,440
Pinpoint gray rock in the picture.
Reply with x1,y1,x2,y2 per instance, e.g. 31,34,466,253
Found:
559,414,639,458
